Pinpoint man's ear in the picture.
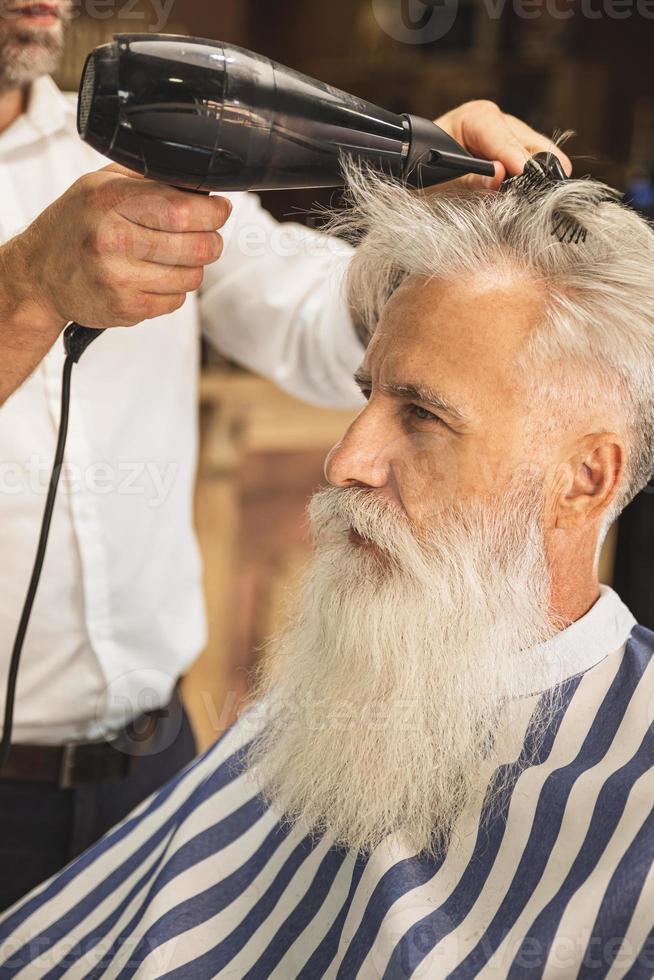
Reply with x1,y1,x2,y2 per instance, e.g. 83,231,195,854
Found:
553,434,625,530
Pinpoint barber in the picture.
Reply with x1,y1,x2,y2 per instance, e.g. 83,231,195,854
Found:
0,0,571,910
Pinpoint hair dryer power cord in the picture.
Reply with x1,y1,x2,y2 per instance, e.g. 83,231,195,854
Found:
0,324,104,769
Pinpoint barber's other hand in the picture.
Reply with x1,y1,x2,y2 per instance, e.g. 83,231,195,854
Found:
16,163,231,329
434,101,573,190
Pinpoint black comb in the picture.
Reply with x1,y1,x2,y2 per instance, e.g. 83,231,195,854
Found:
501,151,587,244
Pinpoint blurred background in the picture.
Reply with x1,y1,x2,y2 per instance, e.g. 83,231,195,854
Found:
54,0,653,749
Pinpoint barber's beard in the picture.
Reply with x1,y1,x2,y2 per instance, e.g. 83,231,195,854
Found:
244,481,565,858
0,13,69,92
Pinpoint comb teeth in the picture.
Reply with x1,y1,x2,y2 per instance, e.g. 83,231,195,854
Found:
501,151,588,245
551,213,588,244
504,160,553,203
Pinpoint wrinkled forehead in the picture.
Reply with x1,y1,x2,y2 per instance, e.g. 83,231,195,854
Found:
364,272,548,421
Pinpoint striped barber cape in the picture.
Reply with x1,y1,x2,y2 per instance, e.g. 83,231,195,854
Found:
0,585,653,979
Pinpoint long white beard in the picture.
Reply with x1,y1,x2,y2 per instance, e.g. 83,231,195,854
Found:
244,483,564,857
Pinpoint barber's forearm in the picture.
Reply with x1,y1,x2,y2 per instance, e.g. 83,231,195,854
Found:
0,235,66,405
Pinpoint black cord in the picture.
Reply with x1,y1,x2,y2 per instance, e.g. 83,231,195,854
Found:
0,357,74,768
0,323,104,769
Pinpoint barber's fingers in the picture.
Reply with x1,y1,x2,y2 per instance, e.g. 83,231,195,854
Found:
434,100,572,191
94,221,224,267
90,165,232,231
503,114,573,175
132,261,207,294
140,293,188,320
435,101,527,186
115,184,232,233
101,258,207,294
139,228,224,267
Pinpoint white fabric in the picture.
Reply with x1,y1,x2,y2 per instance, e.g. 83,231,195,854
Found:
523,583,637,694
0,76,364,745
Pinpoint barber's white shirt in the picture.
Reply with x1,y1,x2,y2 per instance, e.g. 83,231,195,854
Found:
0,76,364,744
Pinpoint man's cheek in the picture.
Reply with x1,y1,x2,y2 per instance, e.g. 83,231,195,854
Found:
472,453,514,498
391,432,461,524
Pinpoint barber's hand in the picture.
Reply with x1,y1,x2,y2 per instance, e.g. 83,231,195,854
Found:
434,100,573,190
15,163,230,329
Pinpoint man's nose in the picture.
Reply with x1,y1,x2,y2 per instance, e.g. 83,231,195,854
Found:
324,410,391,489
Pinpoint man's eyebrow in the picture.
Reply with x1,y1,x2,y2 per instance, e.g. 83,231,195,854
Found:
353,372,470,425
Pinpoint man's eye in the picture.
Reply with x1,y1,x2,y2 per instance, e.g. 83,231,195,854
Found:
409,404,440,423
360,387,372,401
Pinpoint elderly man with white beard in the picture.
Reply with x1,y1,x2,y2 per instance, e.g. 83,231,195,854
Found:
1,163,654,979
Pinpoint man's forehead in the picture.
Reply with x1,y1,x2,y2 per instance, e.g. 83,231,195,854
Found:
364,272,546,403
380,271,544,343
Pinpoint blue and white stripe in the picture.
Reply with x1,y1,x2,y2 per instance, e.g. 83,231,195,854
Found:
0,595,652,978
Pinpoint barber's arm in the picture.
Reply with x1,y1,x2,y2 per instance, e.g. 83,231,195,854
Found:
0,163,230,405
199,102,572,407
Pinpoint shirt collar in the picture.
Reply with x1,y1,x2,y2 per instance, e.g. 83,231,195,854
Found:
528,584,637,694
0,75,72,155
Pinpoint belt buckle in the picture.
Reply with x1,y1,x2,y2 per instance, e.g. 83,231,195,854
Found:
59,738,138,790
59,742,78,790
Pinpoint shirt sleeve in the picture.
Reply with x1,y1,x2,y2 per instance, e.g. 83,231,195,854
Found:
198,191,366,410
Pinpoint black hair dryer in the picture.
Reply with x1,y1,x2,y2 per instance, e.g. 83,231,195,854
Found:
67,32,495,355
78,33,495,192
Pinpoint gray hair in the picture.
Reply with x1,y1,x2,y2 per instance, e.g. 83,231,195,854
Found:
334,161,654,526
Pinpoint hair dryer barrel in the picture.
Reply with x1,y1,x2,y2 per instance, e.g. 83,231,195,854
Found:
78,34,494,193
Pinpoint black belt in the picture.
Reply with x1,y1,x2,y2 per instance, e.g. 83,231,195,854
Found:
0,685,183,790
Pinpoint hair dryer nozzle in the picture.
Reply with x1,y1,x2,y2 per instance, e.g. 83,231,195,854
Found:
402,114,495,187
78,34,494,193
